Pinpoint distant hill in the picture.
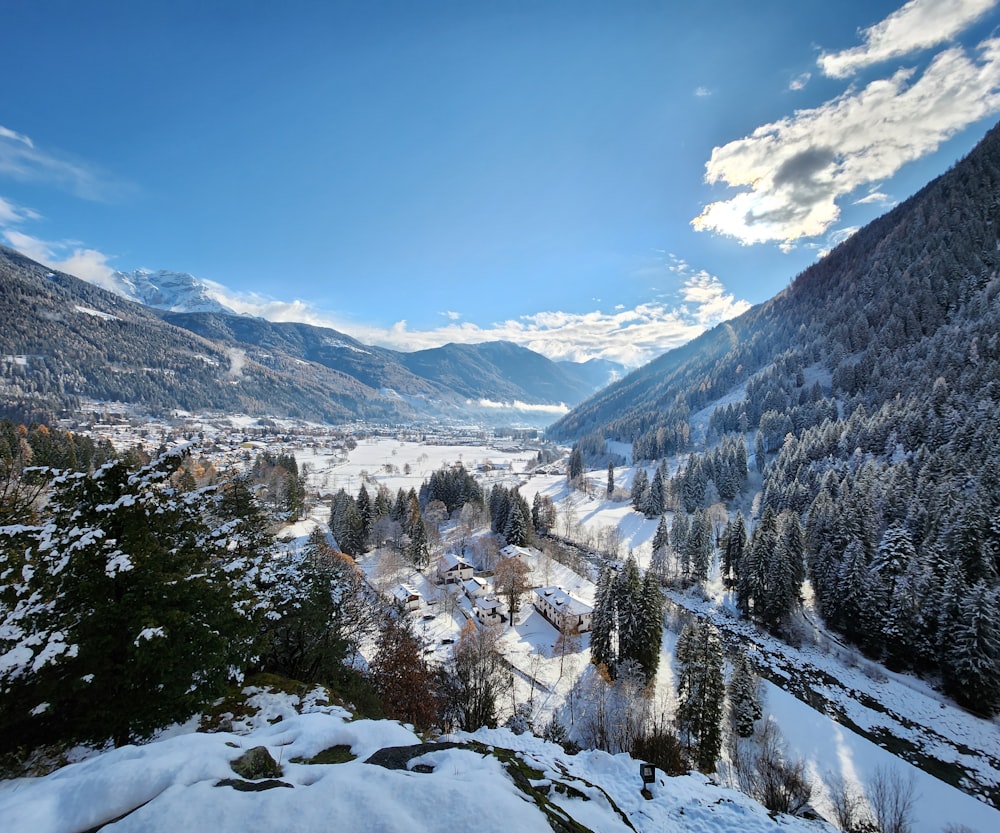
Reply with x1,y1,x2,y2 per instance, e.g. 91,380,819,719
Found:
0,248,614,426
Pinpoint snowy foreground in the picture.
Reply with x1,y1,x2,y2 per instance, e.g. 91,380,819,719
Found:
0,688,832,833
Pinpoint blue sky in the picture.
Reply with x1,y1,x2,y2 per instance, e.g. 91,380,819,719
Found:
3,0,1000,367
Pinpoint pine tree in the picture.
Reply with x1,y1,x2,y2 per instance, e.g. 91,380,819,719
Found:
636,570,664,682
722,512,747,588
607,461,615,498
727,653,762,738
671,512,690,577
615,553,644,667
590,562,617,675
645,468,665,517
945,581,1000,714
676,620,725,772
631,469,649,513
650,514,671,582
0,448,253,750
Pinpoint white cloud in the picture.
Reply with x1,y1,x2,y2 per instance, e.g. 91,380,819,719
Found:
473,399,570,415
789,72,812,91
2,229,116,285
441,310,461,320
694,86,712,97
0,123,125,201
819,0,997,78
0,195,40,224
206,258,750,369
0,125,33,148
692,39,1000,245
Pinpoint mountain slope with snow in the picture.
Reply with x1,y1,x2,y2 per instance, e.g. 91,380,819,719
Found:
105,269,235,314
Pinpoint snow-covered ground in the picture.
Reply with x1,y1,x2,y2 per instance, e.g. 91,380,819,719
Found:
0,686,835,833
290,437,1000,832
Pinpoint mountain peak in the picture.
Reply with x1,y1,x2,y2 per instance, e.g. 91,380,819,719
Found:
105,268,235,314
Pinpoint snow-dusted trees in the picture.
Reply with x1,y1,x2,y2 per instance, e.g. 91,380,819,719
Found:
675,620,725,772
589,562,617,674
489,485,533,547
589,556,663,683
630,469,649,513
0,446,254,750
258,528,377,684
727,654,762,738
737,507,803,633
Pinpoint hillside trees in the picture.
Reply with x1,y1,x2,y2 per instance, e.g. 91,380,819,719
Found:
0,446,255,750
675,620,725,772
257,528,377,683
589,555,663,682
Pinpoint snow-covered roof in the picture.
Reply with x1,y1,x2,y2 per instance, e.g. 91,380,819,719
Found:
499,545,534,560
393,583,421,602
463,577,488,596
534,586,593,616
438,552,473,571
476,595,504,613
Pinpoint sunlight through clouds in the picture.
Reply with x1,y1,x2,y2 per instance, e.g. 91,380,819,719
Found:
818,0,997,78
693,37,1000,246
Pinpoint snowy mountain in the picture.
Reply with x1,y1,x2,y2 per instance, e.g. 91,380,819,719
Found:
104,268,235,314
0,246,613,426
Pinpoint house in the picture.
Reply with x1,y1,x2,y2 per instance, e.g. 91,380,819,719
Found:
533,586,593,634
392,583,422,612
475,595,506,627
436,552,474,585
462,576,489,602
499,544,534,563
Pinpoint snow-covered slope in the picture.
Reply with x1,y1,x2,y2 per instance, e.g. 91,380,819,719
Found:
104,268,234,314
0,686,833,833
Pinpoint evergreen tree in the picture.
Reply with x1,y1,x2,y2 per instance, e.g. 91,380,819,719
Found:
607,461,615,498
590,562,617,674
727,653,762,738
650,514,671,582
615,553,644,667
0,448,253,750
676,620,725,772
567,445,584,485
685,509,713,582
671,512,690,577
722,512,748,587
945,581,1000,714
631,469,649,513
636,570,664,682
645,468,665,517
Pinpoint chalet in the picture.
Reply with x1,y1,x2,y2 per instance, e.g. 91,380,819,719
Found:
499,544,533,563
474,595,506,627
533,586,593,634
392,583,422,612
436,552,474,585
462,576,489,601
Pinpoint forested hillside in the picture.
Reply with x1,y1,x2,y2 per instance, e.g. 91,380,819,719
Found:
552,121,1000,713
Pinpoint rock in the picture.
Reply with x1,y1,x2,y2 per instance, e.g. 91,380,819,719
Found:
230,746,283,780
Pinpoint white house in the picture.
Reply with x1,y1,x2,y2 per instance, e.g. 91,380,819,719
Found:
437,552,475,585
392,583,422,612
462,576,489,602
533,586,593,634
475,595,506,627
499,544,534,563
